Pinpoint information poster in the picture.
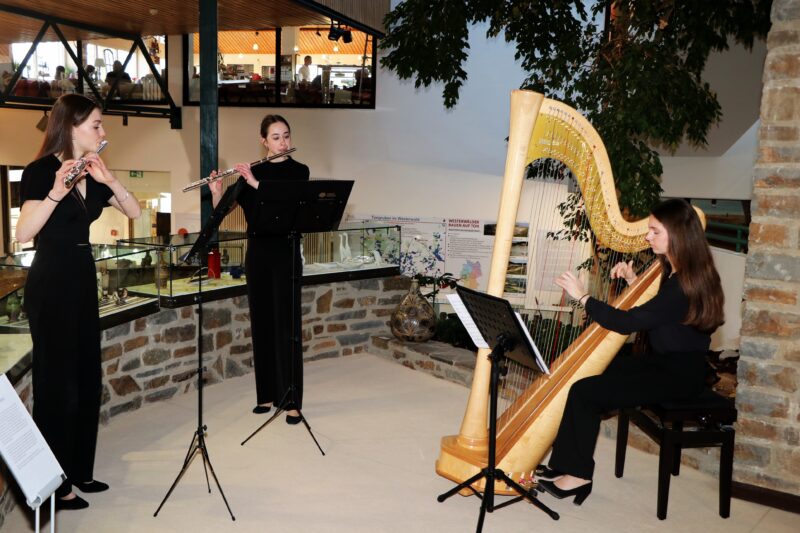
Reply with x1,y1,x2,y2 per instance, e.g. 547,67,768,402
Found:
0,375,64,509
444,218,493,292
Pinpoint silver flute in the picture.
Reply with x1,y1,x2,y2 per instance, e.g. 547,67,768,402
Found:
64,140,109,188
182,147,297,192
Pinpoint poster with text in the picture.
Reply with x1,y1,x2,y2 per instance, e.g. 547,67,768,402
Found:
444,218,494,292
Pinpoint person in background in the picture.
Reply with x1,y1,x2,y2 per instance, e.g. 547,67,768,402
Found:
209,114,310,425
537,199,724,506
298,55,312,83
105,60,131,84
17,94,141,510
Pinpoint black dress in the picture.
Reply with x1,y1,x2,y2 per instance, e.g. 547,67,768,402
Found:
237,157,310,408
21,154,113,497
547,274,711,480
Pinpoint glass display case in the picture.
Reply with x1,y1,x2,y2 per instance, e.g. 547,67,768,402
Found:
118,231,249,308
0,243,161,376
119,224,400,304
301,223,401,283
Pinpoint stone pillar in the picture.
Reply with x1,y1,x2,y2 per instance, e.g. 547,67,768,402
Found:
737,0,800,497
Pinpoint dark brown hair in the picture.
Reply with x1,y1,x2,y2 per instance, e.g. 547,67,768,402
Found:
36,94,100,160
259,114,290,138
651,199,724,332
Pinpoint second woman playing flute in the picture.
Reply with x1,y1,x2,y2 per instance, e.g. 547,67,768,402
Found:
210,114,309,424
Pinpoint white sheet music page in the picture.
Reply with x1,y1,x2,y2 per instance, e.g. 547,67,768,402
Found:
0,375,65,509
514,312,550,375
446,293,489,349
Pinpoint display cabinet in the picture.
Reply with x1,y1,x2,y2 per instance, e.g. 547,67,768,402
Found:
0,243,161,376
118,231,249,308
301,222,400,283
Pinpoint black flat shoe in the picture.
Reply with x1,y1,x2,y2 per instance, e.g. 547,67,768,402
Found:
537,479,592,505
55,495,89,510
286,414,302,425
74,479,109,493
535,465,566,481
252,405,272,414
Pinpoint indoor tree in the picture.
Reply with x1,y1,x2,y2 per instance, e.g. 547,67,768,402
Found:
380,0,772,217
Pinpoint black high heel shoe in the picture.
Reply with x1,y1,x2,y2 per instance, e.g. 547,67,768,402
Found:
535,465,565,481
252,405,272,415
55,494,89,510
537,479,592,505
74,479,109,493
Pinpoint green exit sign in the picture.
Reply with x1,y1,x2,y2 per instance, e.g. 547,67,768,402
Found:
129,171,144,178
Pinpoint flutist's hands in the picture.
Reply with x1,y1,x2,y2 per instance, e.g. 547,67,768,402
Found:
83,153,116,185
236,163,259,189
555,271,588,302
51,159,77,199
610,261,637,285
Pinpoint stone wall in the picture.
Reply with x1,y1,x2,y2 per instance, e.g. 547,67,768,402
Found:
736,0,800,497
96,276,409,423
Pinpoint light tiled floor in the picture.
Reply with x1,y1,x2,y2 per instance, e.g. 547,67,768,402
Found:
5,354,798,532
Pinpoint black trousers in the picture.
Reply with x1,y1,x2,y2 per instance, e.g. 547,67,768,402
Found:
27,244,101,498
548,351,707,480
245,235,303,409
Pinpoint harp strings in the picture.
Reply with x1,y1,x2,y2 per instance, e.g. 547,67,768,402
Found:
495,108,634,418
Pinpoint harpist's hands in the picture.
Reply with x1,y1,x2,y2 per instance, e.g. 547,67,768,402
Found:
610,261,637,285
555,271,587,301
236,163,259,189
50,160,78,200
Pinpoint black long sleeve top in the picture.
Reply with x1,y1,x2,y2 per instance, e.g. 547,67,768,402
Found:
584,275,711,355
236,157,310,238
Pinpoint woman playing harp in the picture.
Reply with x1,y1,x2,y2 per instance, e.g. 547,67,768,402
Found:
436,90,713,496
537,198,724,504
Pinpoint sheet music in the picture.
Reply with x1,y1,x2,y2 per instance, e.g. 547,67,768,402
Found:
514,312,550,375
0,375,65,509
446,293,489,349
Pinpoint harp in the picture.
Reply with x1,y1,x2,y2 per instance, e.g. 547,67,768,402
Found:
435,90,682,494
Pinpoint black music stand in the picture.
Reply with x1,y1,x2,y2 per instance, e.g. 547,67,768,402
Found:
240,179,353,456
154,188,242,520
437,285,558,532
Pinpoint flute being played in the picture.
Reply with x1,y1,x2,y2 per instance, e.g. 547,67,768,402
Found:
182,147,296,192
64,139,109,188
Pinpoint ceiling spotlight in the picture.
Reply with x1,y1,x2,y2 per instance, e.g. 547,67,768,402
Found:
328,22,345,41
293,45,299,52
333,44,339,53
315,29,321,37
342,29,353,44
253,43,259,51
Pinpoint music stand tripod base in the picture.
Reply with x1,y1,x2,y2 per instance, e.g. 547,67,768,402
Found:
436,286,559,531
154,226,238,520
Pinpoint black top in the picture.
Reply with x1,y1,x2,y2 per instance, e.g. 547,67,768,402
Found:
237,157,310,235
20,154,113,248
585,275,711,354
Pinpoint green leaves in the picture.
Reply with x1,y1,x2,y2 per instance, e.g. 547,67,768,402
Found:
381,0,771,215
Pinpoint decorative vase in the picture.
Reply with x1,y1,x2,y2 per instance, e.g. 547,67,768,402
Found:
390,279,436,342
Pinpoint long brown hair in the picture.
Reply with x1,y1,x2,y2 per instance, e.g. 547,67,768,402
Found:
35,94,100,161
651,199,724,332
